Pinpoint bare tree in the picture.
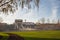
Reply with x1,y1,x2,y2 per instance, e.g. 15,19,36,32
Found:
0,17,3,23
47,18,50,23
52,19,56,24
41,18,45,24
36,19,40,25
58,19,60,24
0,0,40,14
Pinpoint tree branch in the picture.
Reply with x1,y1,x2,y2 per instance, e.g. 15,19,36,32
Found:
0,1,10,7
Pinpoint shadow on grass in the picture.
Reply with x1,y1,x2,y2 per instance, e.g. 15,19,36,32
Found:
0,36,8,40
0,33,60,40
6,33,24,40
24,37,60,40
0,33,24,40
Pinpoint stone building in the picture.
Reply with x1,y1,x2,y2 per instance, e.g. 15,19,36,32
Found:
14,19,24,30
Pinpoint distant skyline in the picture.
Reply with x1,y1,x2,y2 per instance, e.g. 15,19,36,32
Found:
0,0,60,24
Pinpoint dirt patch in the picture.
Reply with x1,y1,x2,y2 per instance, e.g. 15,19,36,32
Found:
6,33,24,40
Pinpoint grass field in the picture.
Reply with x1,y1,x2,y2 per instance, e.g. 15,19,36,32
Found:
0,30,60,40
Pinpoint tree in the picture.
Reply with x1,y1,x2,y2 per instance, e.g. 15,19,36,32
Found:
58,19,60,24
0,0,40,14
0,17,3,23
36,19,40,25
47,18,50,23
52,19,56,24
40,18,45,24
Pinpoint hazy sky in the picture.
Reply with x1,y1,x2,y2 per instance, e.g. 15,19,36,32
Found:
0,0,60,24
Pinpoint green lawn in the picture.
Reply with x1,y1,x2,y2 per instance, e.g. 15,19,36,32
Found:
9,30,60,40
0,32,8,40
0,30,60,40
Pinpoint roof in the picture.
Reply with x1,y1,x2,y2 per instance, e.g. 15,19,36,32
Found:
22,22,35,25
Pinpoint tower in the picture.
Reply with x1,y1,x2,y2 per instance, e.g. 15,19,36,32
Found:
15,19,24,30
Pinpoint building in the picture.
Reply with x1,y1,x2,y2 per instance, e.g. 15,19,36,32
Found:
14,19,36,30
0,19,60,32
14,19,24,30
14,19,60,31
0,23,7,31
22,22,36,30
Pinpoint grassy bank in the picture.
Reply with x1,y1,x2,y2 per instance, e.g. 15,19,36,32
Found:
9,30,60,40
0,33,8,40
0,30,60,40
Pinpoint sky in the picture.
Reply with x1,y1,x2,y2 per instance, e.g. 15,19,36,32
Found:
0,0,60,24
